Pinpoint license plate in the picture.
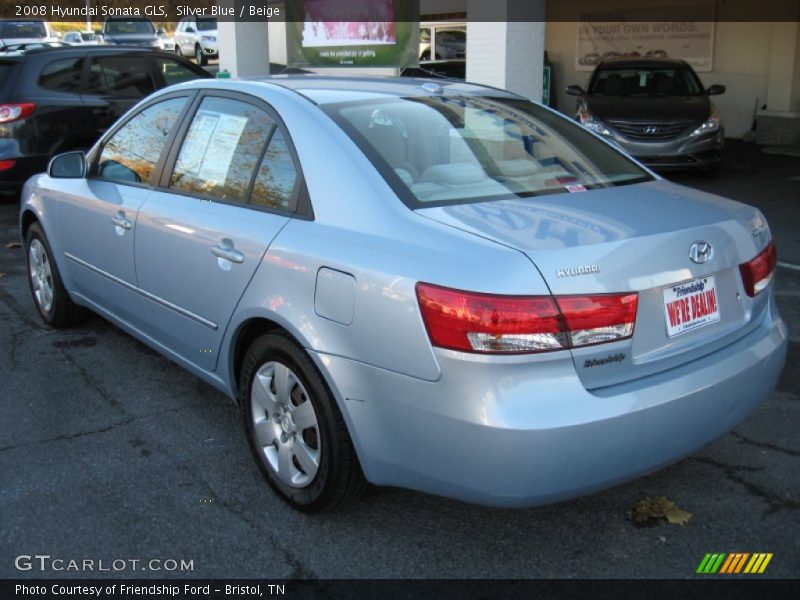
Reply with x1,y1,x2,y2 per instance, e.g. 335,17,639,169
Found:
663,275,721,338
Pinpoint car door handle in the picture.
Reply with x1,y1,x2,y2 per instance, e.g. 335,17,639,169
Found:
111,213,132,230
211,245,244,264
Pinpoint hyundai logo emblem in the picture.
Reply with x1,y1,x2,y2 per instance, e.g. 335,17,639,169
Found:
644,126,660,134
689,241,714,264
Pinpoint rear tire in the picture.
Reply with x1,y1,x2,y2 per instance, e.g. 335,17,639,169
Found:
24,222,88,328
240,332,367,512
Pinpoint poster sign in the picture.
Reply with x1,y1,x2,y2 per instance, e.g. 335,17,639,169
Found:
576,4,715,72
286,0,419,68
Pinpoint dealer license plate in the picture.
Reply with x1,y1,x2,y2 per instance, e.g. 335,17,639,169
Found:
663,275,721,338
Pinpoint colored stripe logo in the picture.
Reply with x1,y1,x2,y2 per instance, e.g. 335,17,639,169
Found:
697,553,773,574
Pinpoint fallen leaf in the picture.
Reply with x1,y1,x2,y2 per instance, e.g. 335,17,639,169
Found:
665,507,692,525
4,241,21,249
629,496,692,526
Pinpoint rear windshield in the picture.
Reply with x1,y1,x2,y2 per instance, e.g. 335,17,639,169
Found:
81,32,98,41
0,61,18,89
590,67,704,96
324,95,651,208
0,21,47,39
104,20,155,35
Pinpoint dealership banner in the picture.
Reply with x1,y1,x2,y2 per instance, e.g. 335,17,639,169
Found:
576,4,715,72
285,0,419,68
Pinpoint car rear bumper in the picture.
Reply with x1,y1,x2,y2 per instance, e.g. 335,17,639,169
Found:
315,296,787,507
0,155,48,195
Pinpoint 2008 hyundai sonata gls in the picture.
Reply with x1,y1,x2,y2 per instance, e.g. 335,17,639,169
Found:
20,77,787,511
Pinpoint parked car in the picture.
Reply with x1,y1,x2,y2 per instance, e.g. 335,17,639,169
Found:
101,17,162,49
419,25,466,60
174,17,218,65
566,57,726,175
0,19,55,49
158,29,176,53
0,46,211,199
20,77,786,512
63,31,100,46
401,59,465,80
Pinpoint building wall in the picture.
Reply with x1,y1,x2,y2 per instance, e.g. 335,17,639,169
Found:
546,21,773,138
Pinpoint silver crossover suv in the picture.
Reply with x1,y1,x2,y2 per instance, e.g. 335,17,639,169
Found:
20,77,787,511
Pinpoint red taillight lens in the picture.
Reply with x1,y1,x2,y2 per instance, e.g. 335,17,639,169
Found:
739,241,777,297
415,282,638,354
0,103,35,124
0,159,16,171
557,293,638,347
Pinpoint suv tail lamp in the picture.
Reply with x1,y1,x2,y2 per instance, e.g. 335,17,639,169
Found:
415,283,638,354
739,240,777,297
0,103,36,124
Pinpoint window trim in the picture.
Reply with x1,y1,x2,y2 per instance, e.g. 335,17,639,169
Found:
156,89,312,220
87,90,198,190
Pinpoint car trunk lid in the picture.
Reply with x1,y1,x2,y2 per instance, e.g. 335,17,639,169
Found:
416,180,772,389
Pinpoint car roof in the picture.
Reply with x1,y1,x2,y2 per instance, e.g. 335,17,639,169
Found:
0,45,180,58
251,75,521,104
598,57,692,69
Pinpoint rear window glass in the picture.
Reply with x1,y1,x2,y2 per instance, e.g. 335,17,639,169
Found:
104,20,155,36
38,58,83,93
0,21,47,39
0,63,16,90
325,95,651,208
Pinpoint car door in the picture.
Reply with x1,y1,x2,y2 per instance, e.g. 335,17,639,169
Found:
134,92,301,372
81,53,158,133
57,93,192,326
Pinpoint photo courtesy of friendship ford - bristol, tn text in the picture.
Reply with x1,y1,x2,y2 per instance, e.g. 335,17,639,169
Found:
1,0,798,595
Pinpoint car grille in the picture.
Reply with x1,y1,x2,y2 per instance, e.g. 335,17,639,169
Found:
607,120,698,141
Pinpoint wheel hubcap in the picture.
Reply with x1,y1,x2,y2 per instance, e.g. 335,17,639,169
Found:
28,239,54,313
250,361,321,488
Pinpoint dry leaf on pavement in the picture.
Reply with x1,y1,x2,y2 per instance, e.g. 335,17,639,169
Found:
629,496,692,526
4,242,21,249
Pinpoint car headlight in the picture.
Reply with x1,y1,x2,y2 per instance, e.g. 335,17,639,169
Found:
691,113,721,136
201,35,216,43
578,110,611,136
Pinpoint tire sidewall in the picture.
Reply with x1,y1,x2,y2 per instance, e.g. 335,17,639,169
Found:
240,333,338,510
24,223,58,325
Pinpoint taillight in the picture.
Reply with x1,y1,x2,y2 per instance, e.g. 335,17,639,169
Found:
415,282,638,354
0,103,36,124
0,160,16,171
739,240,776,297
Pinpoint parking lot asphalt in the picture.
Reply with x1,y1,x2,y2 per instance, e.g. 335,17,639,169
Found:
0,140,798,579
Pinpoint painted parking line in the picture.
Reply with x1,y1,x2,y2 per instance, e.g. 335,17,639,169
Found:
778,261,800,272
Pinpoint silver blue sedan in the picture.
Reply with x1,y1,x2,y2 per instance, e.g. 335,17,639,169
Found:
19,77,787,511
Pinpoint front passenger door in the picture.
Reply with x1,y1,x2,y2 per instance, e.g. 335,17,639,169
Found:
57,95,189,326
134,94,301,372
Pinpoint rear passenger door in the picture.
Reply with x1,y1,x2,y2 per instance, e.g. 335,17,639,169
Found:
28,55,86,155
134,92,302,372
81,53,158,133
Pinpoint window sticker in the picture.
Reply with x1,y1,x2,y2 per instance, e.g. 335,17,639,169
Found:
180,109,249,187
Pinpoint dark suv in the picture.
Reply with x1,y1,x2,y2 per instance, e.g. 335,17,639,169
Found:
567,58,726,175
0,46,211,199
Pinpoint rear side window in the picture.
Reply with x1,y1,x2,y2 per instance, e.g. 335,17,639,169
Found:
170,97,274,202
0,63,17,91
38,58,83,93
96,97,187,185
85,56,155,97
251,130,298,210
155,57,206,85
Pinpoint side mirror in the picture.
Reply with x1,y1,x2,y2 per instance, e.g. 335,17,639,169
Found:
186,27,196,34
706,84,726,96
48,151,86,179
565,84,586,96
158,28,166,35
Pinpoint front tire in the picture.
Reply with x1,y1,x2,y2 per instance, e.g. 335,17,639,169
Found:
240,332,366,512
195,44,207,66
25,222,87,327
